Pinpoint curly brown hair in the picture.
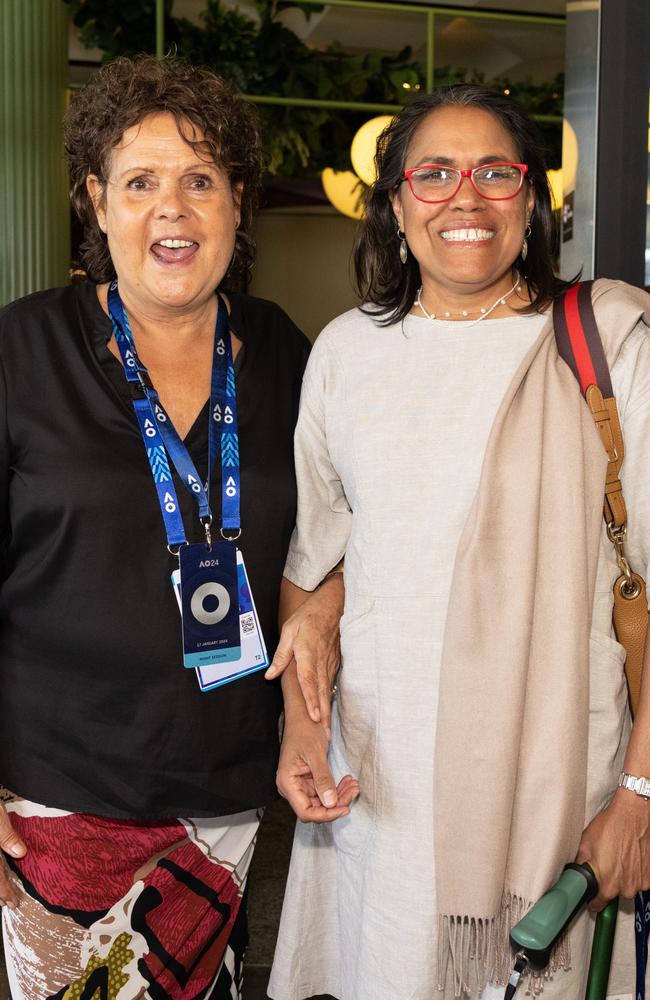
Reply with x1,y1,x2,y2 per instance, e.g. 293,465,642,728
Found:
64,54,264,288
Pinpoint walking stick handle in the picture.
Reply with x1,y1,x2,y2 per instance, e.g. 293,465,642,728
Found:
510,863,599,970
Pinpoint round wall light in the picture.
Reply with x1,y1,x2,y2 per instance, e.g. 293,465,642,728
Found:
547,168,563,212
321,168,366,220
562,119,578,195
350,115,393,187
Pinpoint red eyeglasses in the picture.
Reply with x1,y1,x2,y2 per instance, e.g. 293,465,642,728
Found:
401,162,529,203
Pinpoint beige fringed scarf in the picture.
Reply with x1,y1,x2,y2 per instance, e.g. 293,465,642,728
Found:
434,279,650,996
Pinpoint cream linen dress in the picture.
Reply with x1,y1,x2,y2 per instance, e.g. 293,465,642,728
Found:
268,304,650,1000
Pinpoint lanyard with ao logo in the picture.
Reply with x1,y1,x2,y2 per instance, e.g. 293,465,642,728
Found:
107,281,249,673
106,280,241,549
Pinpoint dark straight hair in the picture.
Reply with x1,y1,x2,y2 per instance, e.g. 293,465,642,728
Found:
354,84,576,325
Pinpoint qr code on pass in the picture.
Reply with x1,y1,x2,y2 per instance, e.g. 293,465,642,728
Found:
241,613,256,637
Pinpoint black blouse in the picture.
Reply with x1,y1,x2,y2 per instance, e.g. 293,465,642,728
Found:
0,282,309,818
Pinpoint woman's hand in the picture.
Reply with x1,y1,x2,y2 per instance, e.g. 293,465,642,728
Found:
579,644,650,910
577,788,650,910
266,573,344,733
0,801,26,908
277,710,359,824
277,654,359,823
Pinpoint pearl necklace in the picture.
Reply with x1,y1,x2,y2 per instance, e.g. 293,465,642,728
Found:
415,274,521,328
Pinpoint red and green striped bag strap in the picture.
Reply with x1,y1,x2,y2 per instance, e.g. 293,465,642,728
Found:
553,281,613,398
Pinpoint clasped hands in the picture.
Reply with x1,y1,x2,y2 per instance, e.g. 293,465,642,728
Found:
265,573,359,823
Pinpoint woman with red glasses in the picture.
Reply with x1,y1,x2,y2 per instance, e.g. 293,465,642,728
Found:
268,85,650,999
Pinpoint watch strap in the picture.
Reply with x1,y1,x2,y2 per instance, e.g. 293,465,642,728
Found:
619,771,650,799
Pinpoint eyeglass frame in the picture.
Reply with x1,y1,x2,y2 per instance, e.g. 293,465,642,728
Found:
400,162,529,203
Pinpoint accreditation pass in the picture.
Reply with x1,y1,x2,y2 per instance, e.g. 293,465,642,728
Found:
171,551,269,690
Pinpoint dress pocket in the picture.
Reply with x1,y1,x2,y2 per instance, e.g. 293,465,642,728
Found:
329,597,378,859
329,708,376,859
586,631,630,819
330,796,376,859
588,630,628,718
339,597,376,639
339,597,377,694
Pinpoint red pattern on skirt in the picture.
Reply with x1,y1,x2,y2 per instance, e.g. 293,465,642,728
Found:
10,811,187,913
2,793,259,1000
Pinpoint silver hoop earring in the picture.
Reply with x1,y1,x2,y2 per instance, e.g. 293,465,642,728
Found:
521,221,532,262
397,226,408,265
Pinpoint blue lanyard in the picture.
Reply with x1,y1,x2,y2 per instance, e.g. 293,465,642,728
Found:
106,281,241,549
636,890,650,1000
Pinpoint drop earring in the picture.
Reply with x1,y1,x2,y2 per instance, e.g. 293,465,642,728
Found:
397,225,408,264
521,219,532,262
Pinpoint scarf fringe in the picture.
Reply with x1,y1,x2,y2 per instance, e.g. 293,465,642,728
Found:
437,895,572,997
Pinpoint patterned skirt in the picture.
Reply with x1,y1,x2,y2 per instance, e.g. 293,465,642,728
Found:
0,789,260,1000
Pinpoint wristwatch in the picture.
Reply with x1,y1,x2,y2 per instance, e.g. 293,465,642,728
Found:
618,771,650,799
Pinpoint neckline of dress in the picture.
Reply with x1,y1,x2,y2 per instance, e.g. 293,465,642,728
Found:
401,309,548,338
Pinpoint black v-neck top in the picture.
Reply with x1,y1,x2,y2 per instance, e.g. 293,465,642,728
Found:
0,282,310,818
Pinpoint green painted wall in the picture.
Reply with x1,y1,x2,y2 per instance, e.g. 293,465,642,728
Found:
1,0,70,306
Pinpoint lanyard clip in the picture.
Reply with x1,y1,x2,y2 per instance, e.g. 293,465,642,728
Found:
202,515,213,547
129,371,154,399
129,380,147,400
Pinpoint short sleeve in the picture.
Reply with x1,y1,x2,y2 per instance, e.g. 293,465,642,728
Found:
284,333,352,590
613,321,650,592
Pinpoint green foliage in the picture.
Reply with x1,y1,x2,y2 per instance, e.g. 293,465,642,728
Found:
65,0,175,58
63,0,563,175
175,4,260,91
431,65,564,167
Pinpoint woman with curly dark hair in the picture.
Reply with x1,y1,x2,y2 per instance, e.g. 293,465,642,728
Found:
0,54,347,1000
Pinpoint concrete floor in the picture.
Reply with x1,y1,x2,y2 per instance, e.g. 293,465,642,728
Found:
0,799,333,1000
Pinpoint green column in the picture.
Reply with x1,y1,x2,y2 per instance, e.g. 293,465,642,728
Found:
0,0,70,306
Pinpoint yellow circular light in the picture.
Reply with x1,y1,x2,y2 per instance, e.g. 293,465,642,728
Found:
350,115,394,187
321,168,366,220
547,168,563,212
562,119,578,194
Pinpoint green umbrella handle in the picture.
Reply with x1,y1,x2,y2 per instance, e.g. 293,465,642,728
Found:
585,897,619,1000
